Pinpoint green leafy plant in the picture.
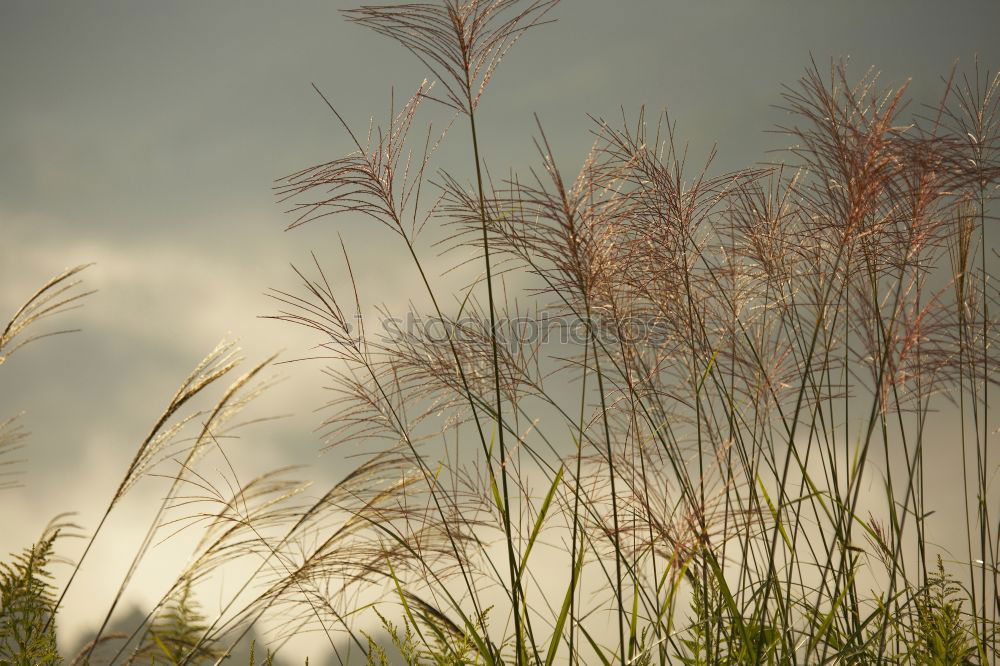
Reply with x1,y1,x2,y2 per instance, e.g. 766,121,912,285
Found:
130,582,224,665
0,520,72,665
906,558,979,665
365,608,482,666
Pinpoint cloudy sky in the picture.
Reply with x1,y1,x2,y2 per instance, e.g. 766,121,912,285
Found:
2,0,1000,657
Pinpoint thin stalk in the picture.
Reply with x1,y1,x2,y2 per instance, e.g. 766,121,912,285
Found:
468,107,523,665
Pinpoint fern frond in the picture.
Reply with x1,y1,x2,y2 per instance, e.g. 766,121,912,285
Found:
132,580,224,665
0,519,75,665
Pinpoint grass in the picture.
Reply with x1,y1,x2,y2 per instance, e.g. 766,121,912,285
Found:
2,1,999,663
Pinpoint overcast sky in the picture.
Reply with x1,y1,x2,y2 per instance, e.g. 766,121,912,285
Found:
2,0,1000,657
